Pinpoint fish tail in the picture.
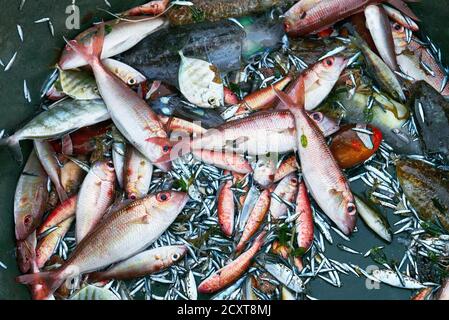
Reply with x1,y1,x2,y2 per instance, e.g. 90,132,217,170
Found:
66,24,105,66
0,135,23,164
386,0,420,21
16,270,64,300
55,183,69,202
272,77,305,111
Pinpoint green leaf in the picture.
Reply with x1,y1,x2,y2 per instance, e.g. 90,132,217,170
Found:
104,24,113,35
370,246,388,265
278,224,291,246
292,247,306,257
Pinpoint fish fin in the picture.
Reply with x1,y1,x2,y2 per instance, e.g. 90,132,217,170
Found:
273,79,305,111
0,135,23,164
386,0,420,21
16,270,63,300
129,214,151,225
55,184,69,203
65,24,105,66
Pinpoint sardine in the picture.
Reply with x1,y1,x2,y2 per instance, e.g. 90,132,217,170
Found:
354,195,392,242
34,140,68,202
263,262,303,293
372,269,425,289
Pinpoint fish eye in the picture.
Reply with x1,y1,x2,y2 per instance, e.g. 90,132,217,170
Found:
128,78,136,85
325,58,334,67
312,112,323,122
162,145,170,153
157,192,170,202
347,203,356,214
172,253,180,261
291,178,298,185
208,97,217,106
129,194,137,200
300,11,307,19
24,215,32,226
393,23,403,31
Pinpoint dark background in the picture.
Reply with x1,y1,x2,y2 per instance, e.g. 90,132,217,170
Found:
0,0,447,300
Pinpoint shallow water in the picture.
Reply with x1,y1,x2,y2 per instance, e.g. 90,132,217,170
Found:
0,0,446,300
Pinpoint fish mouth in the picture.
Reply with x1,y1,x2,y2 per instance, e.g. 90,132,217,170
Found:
336,213,357,236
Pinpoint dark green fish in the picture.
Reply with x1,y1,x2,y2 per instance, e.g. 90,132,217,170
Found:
396,158,449,232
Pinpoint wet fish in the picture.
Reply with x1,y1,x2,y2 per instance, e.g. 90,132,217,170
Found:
217,172,235,237
382,4,419,32
102,58,146,86
166,0,293,26
372,269,425,289
69,285,119,300
269,173,298,220
318,89,422,155
88,246,187,282
37,194,77,236
350,32,405,101
408,81,449,159
124,146,153,200
122,0,170,16
17,191,189,299
253,155,277,189
0,99,110,163
67,26,172,169
263,262,304,293
364,5,398,71
276,57,348,111
34,140,68,202
150,95,225,129
111,127,126,189
191,149,252,174
14,151,48,241
329,124,383,169
396,158,449,232
275,80,357,235
60,158,87,196
59,17,168,70
57,68,100,100
274,154,298,183
354,195,392,242
295,180,314,253
76,160,116,242
198,232,265,294
178,52,224,108
284,0,418,37
36,217,74,269
158,115,206,137
391,23,449,96
236,189,271,252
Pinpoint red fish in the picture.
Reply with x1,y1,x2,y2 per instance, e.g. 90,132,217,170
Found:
284,0,419,37
217,172,235,237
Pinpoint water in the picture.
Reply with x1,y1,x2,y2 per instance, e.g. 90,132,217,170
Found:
0,0,446,300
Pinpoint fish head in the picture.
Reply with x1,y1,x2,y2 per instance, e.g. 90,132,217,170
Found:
146,137,176,165
314,56,348,82
145,190,189,216
59,44,79,70
335,194,357,235
167,245,188,264
309,112,340,136
283,0,314,36
92,160,116,182
201,87,224,108
391,22,408,54
16,237,36,273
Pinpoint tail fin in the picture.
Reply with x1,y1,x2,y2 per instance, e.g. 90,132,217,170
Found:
16,270,64,300
272,77,305,111
387,0,420,21
66,24,105,66
0,135,23,164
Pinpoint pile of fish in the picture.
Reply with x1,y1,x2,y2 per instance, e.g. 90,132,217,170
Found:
2,0,449,300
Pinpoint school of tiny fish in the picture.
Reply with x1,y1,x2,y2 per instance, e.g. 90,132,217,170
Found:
1,0,449,300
